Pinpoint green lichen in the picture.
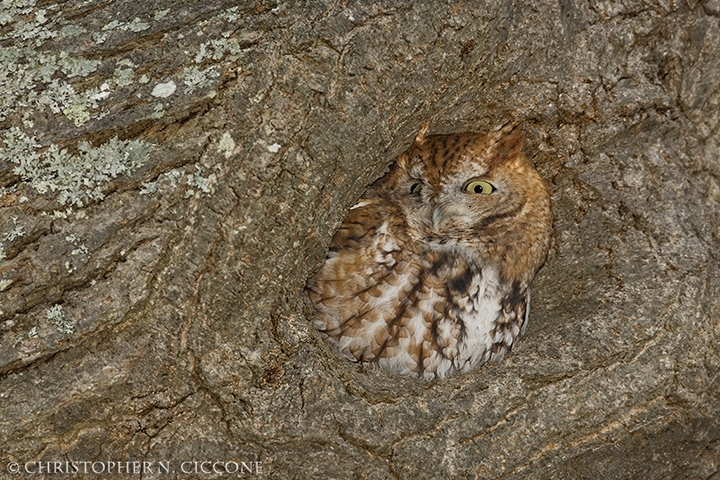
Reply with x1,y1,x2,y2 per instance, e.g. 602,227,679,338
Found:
182,65,219,94
3,2,58,45
186,165,217,197
62,102,90,126
114,67,135,87
140,168,183,196
217,132,236,158
125,18,150,32
102,17,150,33
58,24,87,38
3,128,154,207
13,326,37,348
93,31,108,44
48,208,74,219
0,0,255,129
4,217,25,241
65,234,88,255
58,51,100,78
0,0,37,26
221,6,240,22
150,103,166,119
102,19,120,31
194,38,246,63
46,304,74,334
113,58,136,87
139,182,158,195
0,2,106,126
0,45,103,125
154,9,170,20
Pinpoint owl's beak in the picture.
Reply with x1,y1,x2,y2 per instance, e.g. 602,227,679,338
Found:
432,206,444,229
431,204,462,230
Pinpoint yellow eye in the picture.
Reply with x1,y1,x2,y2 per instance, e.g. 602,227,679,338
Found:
464,180,495,194
410,182,423,194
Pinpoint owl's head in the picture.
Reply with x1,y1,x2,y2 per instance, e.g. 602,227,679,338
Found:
377,122,552,282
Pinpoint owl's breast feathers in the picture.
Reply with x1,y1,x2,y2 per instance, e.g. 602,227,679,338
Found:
308,203,530,378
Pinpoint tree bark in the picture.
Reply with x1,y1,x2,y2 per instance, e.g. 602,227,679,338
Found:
1,0,719,478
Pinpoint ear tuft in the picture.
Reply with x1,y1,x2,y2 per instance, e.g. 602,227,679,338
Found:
493,121,524,158
414,121,431,145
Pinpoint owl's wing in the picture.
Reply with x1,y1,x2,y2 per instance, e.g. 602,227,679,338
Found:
327,199,392,253
490,281,529,360
307,200,410,356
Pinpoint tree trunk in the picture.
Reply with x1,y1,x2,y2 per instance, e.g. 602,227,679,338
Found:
1,1,719,478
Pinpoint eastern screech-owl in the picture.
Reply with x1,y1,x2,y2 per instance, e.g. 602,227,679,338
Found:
307,123,552,379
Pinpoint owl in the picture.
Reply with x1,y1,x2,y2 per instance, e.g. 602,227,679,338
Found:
307,122,552,379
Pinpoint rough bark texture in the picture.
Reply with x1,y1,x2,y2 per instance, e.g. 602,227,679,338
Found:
1,0,719,479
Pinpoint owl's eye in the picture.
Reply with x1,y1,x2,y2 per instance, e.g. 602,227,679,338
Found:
464,180,495,194
410,182,423,194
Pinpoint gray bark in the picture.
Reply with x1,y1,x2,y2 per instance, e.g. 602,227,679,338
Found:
1,0,719,478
